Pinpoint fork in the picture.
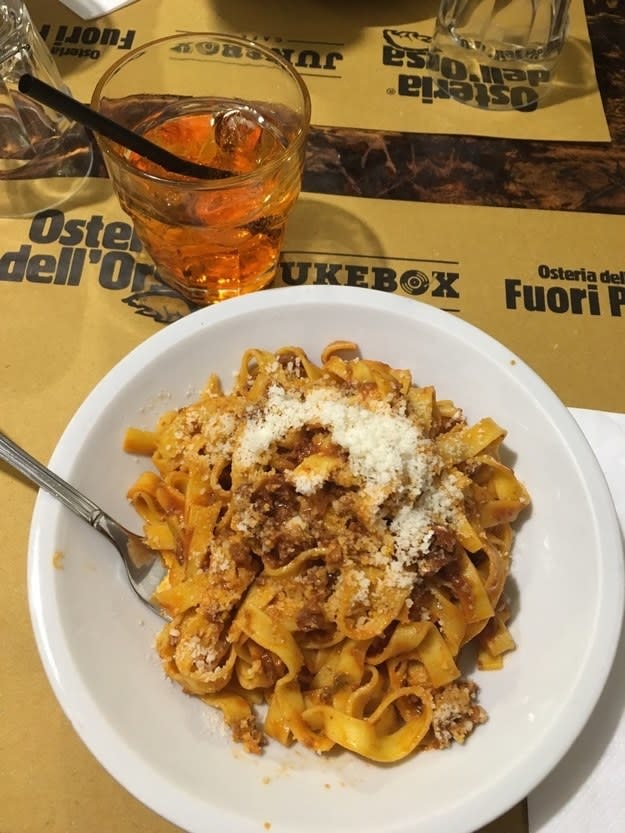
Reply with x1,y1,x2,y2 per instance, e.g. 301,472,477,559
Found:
0,431,169,620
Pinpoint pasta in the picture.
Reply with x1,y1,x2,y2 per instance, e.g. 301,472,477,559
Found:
123,342,530,762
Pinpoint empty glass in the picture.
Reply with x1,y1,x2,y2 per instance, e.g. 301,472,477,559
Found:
427,0,572,111
0,0,93,216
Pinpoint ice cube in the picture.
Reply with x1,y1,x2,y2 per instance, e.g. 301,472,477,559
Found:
213,108,263,156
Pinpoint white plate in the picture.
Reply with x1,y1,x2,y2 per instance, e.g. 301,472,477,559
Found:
28,285,624,833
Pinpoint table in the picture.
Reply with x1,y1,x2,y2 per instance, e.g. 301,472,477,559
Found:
1,2,623,832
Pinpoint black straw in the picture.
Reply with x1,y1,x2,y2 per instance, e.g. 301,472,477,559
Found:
18,73,231,181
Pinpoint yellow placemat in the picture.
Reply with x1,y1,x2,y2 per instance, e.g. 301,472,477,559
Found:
278,193,625,412
1,180,562,833
3,182,621,408
25,0,609,142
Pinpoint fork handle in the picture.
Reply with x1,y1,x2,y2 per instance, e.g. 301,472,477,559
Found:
0,430,104,527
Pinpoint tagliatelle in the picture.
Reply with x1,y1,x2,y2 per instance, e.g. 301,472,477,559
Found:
123,342,530,762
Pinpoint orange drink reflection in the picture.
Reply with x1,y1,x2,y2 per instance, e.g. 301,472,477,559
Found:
91,34,310,305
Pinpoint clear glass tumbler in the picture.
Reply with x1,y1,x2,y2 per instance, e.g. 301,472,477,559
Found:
0,0,93,215
427,0,572,111
91,33,311,305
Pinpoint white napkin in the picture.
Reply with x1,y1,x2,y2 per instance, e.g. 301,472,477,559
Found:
528,408,625,833
58,0,137,19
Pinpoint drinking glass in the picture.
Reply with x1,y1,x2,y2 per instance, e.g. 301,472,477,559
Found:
0,0,93,216
427,0,572,111
91,33,311,305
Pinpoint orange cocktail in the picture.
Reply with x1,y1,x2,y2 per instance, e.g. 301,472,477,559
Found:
91,34,310,305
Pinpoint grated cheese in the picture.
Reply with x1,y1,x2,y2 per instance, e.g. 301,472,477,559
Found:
231,381,464,593
291,468,326,495
350,570,371,604
390,473,462,564
235,384,432,496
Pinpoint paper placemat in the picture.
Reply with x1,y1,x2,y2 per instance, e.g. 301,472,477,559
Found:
1,187,624,412
528,408,625,833
24,0,609,142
